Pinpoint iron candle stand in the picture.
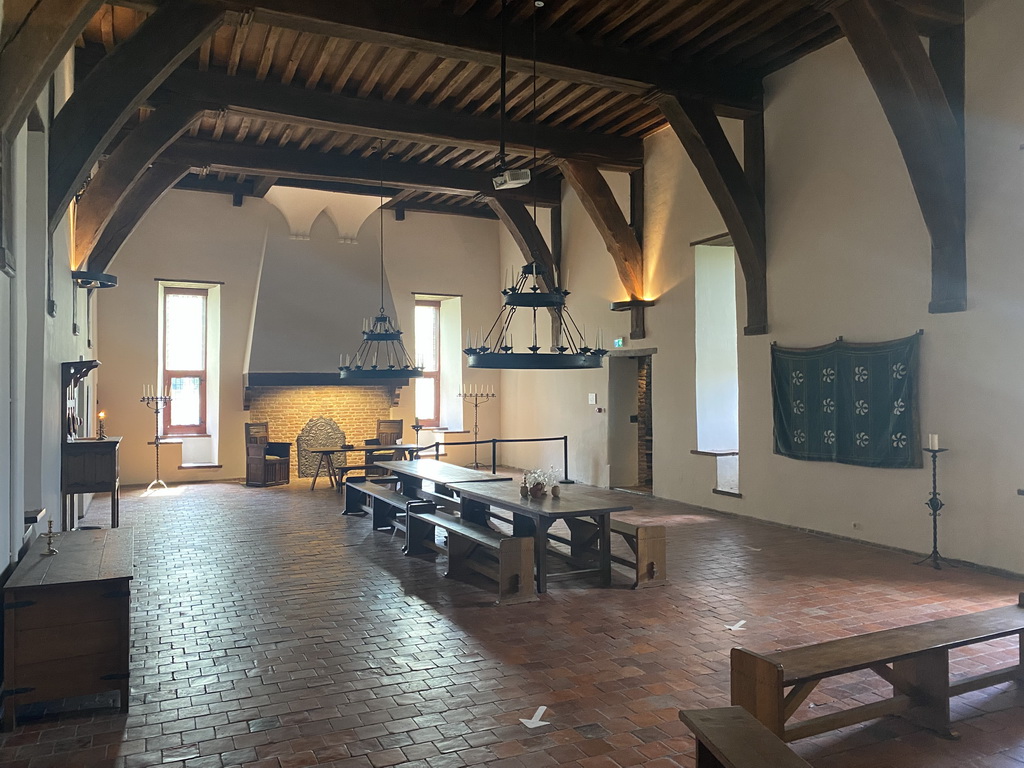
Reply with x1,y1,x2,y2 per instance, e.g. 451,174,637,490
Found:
140,394,172,492
916,447,955,570
458,389,496,469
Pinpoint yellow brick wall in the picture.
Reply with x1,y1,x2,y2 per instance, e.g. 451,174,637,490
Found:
247,386,394,476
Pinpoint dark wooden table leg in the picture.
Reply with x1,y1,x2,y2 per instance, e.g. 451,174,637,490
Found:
310,454,325,490
535,519,555,593
325,454,336,488
111,481,120,528
598,514,612,587
461,496,490,527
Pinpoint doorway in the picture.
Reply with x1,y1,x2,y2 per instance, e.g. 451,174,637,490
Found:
608,353,653,495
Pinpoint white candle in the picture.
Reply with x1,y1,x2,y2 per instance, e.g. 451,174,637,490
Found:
928,433,939,450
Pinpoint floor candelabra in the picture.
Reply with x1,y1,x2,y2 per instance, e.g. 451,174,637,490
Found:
916,446,956,570
140,393,171,492
458,387,496,469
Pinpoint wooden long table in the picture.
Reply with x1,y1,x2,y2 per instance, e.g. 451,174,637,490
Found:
309,444,419,489
448,480,633,593
374,459,512,500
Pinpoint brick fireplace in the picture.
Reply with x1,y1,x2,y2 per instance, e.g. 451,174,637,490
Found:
246,385,395,477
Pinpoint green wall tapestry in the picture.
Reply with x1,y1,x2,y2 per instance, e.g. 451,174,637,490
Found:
772,333,921,468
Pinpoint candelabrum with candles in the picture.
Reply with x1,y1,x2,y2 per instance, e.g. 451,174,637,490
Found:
458,385,497,468
96,410,107,440
140,385,172,492
916,432,955,570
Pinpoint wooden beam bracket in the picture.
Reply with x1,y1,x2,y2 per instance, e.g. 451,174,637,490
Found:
652,92,767,334
823,0,966,313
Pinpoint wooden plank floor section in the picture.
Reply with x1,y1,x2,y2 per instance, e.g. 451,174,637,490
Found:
1,479,1022,768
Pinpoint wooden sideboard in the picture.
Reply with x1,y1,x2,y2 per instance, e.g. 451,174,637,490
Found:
62,437,121,531
2,528,134,729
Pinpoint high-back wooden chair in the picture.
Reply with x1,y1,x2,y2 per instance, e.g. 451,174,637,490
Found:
376,419,404,446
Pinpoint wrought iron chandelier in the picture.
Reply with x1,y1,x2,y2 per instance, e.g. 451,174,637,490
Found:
338,145,423,381
465,263,606,369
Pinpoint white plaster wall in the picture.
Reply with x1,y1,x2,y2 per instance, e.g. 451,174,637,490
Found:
97,191,268,485
99,192,507,481
495,0,1024,574
382,211,502,467
498,181,633,484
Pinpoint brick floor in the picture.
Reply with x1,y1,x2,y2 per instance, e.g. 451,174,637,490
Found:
2,477,1023,767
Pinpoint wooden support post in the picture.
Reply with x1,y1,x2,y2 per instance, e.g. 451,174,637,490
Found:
86,162,190,273
0,0,104,138
48,0,225,230
821,0,965,313
484,197,557,287
74,100,204,268
558,159,644,302
653,92,768,335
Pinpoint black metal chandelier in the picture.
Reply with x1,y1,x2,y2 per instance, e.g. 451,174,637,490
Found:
338,146,423,382
465,263,606,369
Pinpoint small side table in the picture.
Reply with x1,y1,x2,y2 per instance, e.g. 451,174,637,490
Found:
308,447,341,490
61,437,121,530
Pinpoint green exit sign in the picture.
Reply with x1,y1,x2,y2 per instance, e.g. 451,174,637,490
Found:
613,337,624,348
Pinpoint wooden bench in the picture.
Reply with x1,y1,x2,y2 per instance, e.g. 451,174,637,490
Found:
563,516,667,589
334,464,378,491
405,504,536,605
680,707,813,768
731,593,1024,742
343,478,409,531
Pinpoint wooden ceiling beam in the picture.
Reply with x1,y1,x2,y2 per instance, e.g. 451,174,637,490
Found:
653,93,767,334
0,0,105,138
159,135,563,205
87,161,190,273
485,198,557,288
122,0,762,116
557,159,644,303
48,0,225,230
75,99,203,268
159,68,643,169
821,0,965,312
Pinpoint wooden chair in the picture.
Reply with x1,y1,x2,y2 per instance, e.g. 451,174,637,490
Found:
376,419,404,445
245,422,291,487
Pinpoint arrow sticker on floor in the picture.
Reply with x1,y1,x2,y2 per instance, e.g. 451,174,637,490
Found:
520,706,549,728
726,620,747,631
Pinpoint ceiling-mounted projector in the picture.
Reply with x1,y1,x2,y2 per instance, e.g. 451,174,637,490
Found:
492,168,531,190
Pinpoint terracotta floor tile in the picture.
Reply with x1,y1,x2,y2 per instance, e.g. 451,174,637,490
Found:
8,479,1023,768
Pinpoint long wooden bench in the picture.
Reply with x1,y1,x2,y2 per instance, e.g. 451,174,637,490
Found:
731,593,1024,742
343,478,408,530
405,504,536,605
679,707,813,768
563,516,667,589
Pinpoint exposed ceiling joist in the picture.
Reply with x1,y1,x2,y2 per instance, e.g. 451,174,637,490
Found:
88,161,191,272
119,0,764,117
160,135,563,205
158,68,643,169
0,0,105,138
48,0,225,229
76,100,203,266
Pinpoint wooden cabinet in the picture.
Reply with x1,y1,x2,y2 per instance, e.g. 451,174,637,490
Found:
3,528,133,730
245,423,291,487
61,437,121,530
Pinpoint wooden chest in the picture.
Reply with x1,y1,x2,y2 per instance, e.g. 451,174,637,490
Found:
2,528,133,729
